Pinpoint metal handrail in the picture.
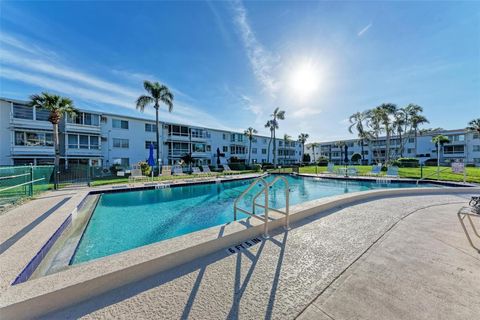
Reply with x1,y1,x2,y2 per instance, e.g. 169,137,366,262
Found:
0,177,45,193
233,175,290,239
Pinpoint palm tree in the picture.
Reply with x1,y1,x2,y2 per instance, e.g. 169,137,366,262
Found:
283,134,291,164
309,143,319,163
393,109,406,157
405,104,428,156
298,133,309,164
348,111,371,163
432,135,450,179
369,103,397,163
335,141,346,164
136,81,174,169
29,93,78,188
264,120,276,163
244,127,258,165
467,118,480,134
269,107,286,167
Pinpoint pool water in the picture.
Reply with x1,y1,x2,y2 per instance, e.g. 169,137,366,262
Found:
71,175,439,264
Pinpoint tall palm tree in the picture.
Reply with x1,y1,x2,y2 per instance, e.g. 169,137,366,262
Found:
405,104,428,156
309,143,319,163
432,135,450,178
393,108,406,157
467,118,480,134
29,93,78,188
136,81,174,169
283,134,291,164
369,103,397,163
298,133,309,164
269,107,286,167
264,120,276,163
348,111,371,163
244,127,258,164
335,141,346,164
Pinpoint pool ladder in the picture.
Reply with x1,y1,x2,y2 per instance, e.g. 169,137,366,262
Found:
233,176,290,239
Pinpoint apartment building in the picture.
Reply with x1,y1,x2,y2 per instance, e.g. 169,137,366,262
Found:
0,97,303,167
306,129,480,166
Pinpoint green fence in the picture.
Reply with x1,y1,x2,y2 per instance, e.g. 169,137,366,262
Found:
0,165,54,209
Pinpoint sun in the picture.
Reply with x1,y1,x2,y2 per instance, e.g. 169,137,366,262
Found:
290,62,319,99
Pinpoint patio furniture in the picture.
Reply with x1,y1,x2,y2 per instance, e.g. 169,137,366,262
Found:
457,206,480,252
129,169,148,182
386,166,399,177
173,165,186,176
327,162,335,174
347,167,358,176
369,164,382,176
117,171,125,177
191,167,202,175
161,165,172,176
223,164,233,172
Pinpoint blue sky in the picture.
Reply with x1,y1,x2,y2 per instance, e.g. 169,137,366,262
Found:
0,1,479,141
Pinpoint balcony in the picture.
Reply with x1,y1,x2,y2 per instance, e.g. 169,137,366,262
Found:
65,123,101,134
11,145,54,156
65,146,102,157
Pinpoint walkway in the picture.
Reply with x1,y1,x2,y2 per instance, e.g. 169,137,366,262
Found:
43,194,479,319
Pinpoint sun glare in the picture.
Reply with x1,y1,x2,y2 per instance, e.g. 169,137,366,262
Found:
290,62,319,98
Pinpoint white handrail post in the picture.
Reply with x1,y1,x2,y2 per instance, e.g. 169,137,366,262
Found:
285,185,290,230
263,184,270,239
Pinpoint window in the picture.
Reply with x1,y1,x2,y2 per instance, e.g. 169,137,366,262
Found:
206,145,211,152
113,158,129,168
145,141,158,149
279,141,283,146
261,149,267,154
112,119,129,129
113,138,129,148
252,148,257,154
145,123,157,132
17,132,53,147
83,113,99,126
35,107,50,121
13,104,33,120
252,138,257,143
223,146,228,152
443,145,464,154
193,143,206,153
79,135,89,149
223,133,228,140
407,148,414,154
473,145,480,152
90,136,100,149
474,158,480,164
473,133,480,140
15,132,25,145
169,125,189,136
448,134,465,142
68,134,79,149
230,145,246,154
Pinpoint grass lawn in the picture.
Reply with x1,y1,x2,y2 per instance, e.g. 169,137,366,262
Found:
90,170,258,187
292,165,480,184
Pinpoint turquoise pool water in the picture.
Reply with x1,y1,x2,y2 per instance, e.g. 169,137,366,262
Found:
71,176,440,264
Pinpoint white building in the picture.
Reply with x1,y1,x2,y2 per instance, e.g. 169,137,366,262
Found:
305,129,480,166
0,97,303,167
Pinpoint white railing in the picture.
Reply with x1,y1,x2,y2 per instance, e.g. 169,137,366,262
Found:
233,175,290,238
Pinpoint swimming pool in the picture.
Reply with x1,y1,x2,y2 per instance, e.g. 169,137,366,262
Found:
71,175,440,264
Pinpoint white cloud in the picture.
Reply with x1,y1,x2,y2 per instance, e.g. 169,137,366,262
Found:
231,0,279,96
357,23,372,37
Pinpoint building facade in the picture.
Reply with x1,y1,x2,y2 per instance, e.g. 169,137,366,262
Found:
0,98,303,167
305,129,480,166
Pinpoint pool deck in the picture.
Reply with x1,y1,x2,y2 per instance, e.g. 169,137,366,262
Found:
0,176,479,319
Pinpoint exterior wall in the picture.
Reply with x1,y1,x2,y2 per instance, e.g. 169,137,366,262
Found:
0,100,12,165
306,129,480,166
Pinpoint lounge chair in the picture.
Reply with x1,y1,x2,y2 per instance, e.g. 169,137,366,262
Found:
129,168,148,182
173,165,186,176
327,162,335,174
161,165,172,177
223,164,233,172
386,166,399,177
347,167,358,176
369,164,382,176
191,167,202,175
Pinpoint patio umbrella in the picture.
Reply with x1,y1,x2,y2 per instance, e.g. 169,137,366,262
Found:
216,148,221,168
147,143,155,178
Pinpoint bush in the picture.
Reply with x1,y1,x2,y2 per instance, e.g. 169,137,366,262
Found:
351,153,362,163
109,164,122,175
139,161,152,176
251,164,262,172
466,163,476,168
302,154,311,163
317,156,328,166
424,158,438,166
396,158,420,168
228,163,246,170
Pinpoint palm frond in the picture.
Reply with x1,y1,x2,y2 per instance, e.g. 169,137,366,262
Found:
136,95,154,112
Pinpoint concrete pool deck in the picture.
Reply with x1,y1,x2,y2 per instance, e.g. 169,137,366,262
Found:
25,194,480,319
0,177,479,319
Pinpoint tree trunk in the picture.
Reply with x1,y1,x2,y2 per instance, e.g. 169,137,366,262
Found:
248,138,252,164
399,130,403,157
53,122,60,189
155,104,160,173
312,146,316,162
267,133,272,163
273,129,277,168
414,128,418,156
385,125,390,163
361,140,364,163
302,143,305,164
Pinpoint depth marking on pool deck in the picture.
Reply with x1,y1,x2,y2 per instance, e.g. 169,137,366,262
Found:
226,237,263,254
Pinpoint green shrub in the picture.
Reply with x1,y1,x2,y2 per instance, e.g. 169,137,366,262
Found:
317,156,328,166
252,164,262,172
139,161,152,176
228,163,246,170
424,158,438,166
396,158,419,168
351,153,362,163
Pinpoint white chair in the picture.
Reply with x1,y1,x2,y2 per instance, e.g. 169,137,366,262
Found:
369,164,382,176
191,167,202,175
223,164,233,172
386,166,399,177
173,165,186,176
129,168,147,182
161,165,172,177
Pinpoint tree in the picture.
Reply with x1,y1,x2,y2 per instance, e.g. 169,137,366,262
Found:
264,120,276,163
405,104,429,156
180,153,195,170
268,107,286,167
367,103,397,163
348,111,371,163
283,134,291,164
136,81,174,170
244,127,258,165
393,108,406,157
466,118,480,134
308,143,319,163
432,134,449,178
298,133,309,164
29,93,78,188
